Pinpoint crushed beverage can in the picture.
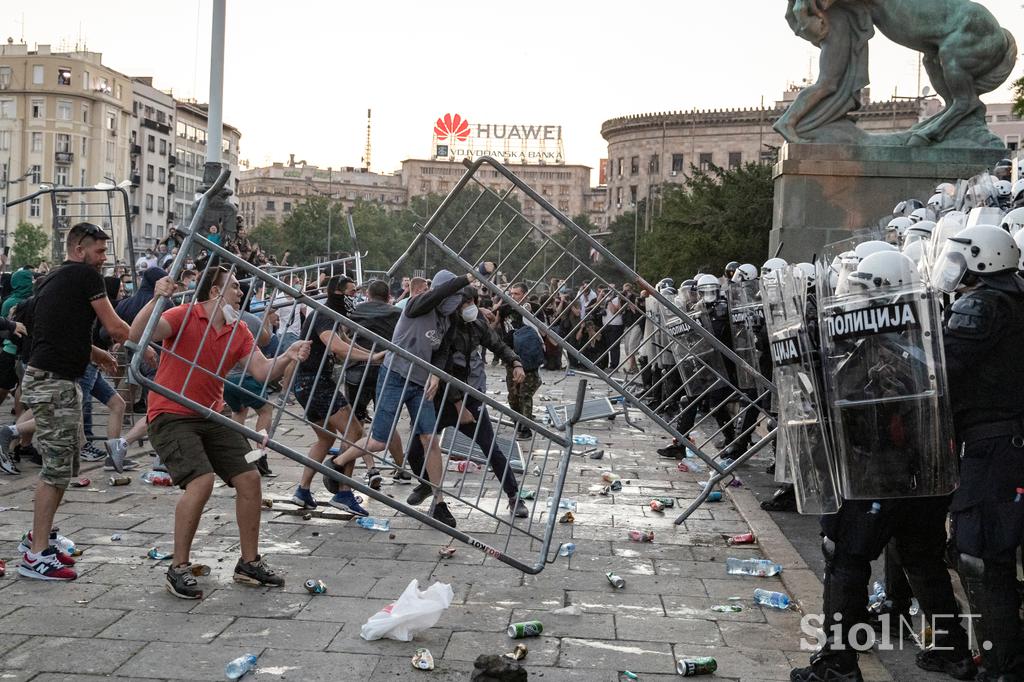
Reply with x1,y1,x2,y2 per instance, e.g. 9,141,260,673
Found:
655,497,676,508
677,656,718,676
650,499,666,512
627,529,655,543
411,647,434,670
147,548,172,561
710,604,743,613
508,620,543,639
606,571,625,589
108,475,131,486
304,578,327,594
727,532,755,546
69,477,90,488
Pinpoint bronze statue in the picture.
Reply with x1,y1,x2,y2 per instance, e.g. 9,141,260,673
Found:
775,0,1017,148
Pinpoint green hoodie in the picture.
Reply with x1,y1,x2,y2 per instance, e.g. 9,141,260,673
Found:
2,269,34,356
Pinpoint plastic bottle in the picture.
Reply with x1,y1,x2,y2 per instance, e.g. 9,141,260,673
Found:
141,470,172,486
573,435,598,446
355,517,390,531
225,654,258,680
868,581,886,611
868,501,882,515
725,558,783,577
546,498,577,511
753,588,791,610
558,543,576,557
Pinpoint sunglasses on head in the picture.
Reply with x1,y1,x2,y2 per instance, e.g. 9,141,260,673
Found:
72,223,105,246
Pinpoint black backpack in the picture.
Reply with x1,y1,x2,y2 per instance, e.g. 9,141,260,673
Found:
512,325,545,372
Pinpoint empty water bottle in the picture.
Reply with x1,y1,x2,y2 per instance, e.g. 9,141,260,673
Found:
573,435,598,446
355,517,390,531
725,558,783,577
141,470,172,486
225,653,258,680
754,588,791,610
868,581,886,611
546,498,577,511
558,543,576,557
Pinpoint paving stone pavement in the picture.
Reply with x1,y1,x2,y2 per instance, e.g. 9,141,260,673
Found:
0,367,892,680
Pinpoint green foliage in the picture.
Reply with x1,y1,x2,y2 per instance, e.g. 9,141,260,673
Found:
638,162,774,282
1013,75,1024,120
11,221,49,269
248,216,285,260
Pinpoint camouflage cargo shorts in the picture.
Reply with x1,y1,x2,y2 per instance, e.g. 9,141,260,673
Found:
22,367,84,489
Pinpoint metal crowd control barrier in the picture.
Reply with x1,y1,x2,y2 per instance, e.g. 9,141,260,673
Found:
389,156,778,524
127,168,581,573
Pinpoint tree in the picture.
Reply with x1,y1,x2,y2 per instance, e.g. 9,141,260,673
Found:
11,221,49,269
1013,75,1024,119
248,216,284,260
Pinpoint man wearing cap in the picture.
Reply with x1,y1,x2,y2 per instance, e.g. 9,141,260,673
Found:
19,223,130,581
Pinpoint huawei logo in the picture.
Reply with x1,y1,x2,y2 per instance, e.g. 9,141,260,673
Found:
434,113,471,142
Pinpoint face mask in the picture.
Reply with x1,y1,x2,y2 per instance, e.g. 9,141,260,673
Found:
187,281,196,290
222,304,240,324
461,304,479,323
702,291,718,304
124,283,134,293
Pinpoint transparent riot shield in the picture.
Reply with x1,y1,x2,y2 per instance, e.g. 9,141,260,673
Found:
728,279,763,390
762,269,840,514
674,308,729,399
819,283,958,499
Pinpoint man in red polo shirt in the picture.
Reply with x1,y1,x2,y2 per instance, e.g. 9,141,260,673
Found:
128,266,310,599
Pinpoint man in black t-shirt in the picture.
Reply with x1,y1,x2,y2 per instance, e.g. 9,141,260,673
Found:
19,223,130,581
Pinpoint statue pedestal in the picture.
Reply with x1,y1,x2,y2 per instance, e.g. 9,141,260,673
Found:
769,143,1007,261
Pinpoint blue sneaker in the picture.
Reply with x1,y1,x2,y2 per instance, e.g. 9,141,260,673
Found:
290,486,318,510
329,491,368,517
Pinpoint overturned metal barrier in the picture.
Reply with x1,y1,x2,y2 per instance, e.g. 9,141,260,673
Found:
388,156,778,524
128,169,580,573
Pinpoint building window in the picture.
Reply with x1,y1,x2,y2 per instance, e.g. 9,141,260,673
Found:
147,135,155,152
29,198,40,217
157,197,165,214
80,168,87,186
266,200,275,211
81,104,89,123
115,84,122,99
81,137,87,156
158,168,166,184
0,66,9,90
55,166,69,186
82,70,90,89
630,185,638,205
57,67,72,86
630,156,639,175
159,139,167,155
146,164,154,182
671,154,684,173
106,140,114,162
145,194,153,211
0,131,9,151
56,100,72,121
649,154,660,174
0,100,13,119
699,153,713,170
29,165,41,184
283,201,292,212
32,65,44,85
56,134,71,153
145,223,152,237
105,111,116,131
30,99,43,119
615,187,623,206
728,152,742,169
30,132,42,152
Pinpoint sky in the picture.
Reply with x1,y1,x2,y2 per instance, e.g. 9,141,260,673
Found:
10,0,1024,180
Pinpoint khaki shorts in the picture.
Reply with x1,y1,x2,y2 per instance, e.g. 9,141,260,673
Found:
148,414,255,489
22,368,84,489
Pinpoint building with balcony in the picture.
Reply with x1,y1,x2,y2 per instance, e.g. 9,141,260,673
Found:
0,42,134,261
172,99,241,234
130,77,175,254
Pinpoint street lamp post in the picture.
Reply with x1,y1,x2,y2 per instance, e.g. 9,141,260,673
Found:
327,167,332,259
2,165,33,266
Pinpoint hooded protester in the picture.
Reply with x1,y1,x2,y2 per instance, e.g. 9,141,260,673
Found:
115,267,167,324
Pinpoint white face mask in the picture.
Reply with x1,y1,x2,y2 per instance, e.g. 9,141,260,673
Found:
702,290,718,304
222,303,240,324
461,304,479,323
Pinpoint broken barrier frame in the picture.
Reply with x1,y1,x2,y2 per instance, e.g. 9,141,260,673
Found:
127,168,582,574
389,156,778,525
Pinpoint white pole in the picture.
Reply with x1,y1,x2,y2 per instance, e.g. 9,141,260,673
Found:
206,0,225,165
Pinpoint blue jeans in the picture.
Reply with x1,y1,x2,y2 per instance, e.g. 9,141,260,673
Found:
79,363,117,438
370,369,437,443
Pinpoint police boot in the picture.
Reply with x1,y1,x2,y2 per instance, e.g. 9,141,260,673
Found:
915,648,978,680
761,484,797,512
790,650,863,682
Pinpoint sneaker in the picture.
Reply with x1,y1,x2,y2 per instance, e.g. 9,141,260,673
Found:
915,649,978,680
103,457,139,472
290,486,318,510
508,497,530,519
431,500,457,528
790,653,863,682
0,424,15,459
80,442,106,462
406,481,433,506
19,531,77,564
233,554,285,588
761,484,797,512
365,467,382,491
256,455,277,478
391,469,413,485
18,548,78,581
102,437,127,472
328,490,368,517
165,563,203,600
657,444,687,460
0,445,18,475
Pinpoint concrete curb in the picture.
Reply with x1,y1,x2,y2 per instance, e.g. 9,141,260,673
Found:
725,482,894,682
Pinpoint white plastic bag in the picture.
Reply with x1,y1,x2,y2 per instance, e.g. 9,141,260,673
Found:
360,579,454,641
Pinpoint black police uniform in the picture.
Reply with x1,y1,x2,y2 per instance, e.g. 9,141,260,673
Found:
946,273,1024,678
672,296,736,446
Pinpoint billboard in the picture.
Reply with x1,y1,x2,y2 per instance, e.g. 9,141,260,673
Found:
432,113,565,165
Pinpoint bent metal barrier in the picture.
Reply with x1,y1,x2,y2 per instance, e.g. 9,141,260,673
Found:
389,156,778,524
127,168,582,574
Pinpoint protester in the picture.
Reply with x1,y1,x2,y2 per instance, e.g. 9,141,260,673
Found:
494,282,543,439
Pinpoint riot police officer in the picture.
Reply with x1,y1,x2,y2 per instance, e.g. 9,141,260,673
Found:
934,224,1024,680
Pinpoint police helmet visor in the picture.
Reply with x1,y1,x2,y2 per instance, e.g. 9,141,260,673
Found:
930,248,968,294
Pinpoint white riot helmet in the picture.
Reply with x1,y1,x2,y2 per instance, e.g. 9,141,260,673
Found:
854,240,898,260
1013,179,1024,206
935,182,956,196
927,193,953,216
847,251,920,292
885,217,913,245
796,262,816,288
931,224,1021,293
696,274,720,303
893,198,924,217
995,179,1013,204
761,257,788,278
1001,207,1024,235
1014,230,1024,271
656,277,675,292
903,220,935,246
909,207,932,224
731,263,758,283
902,239,925,265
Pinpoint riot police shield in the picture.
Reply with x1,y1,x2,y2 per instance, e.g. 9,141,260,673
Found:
728,279,763,390
819,283,958,499
762,269,840,514
673,308,728,399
